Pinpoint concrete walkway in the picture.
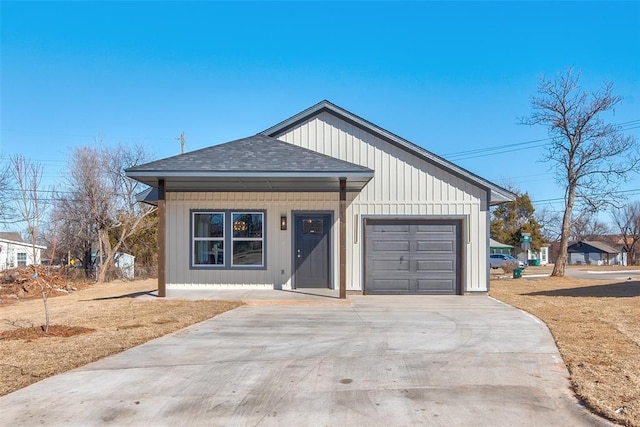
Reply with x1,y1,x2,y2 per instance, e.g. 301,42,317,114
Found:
0,295,612,426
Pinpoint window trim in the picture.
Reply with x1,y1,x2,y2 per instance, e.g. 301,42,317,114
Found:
17,252,27,267
190,209,266,270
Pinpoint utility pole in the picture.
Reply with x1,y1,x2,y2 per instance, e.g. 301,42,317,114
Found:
176,132,185,154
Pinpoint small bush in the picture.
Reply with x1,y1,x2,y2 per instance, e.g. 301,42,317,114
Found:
501,260,520,273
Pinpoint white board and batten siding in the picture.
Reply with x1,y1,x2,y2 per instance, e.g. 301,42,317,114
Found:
273,111,491,292
166,192,340,289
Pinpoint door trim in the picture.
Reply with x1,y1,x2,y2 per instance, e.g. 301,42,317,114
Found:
291,211,334,289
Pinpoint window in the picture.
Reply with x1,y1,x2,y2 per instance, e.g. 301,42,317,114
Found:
193,212,225,266
191,210,265,269
17,253,27,267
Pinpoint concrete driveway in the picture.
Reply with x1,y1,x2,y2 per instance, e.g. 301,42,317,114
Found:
0,295,611,426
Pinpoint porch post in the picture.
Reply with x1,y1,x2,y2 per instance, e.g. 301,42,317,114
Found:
157,179,166,297
339,178,347,299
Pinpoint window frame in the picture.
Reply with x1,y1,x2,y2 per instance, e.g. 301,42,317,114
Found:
17,252,27,267
190,209,266,270
231,212,265,267
192,211,225,268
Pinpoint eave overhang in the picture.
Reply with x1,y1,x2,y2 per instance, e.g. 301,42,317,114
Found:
126,170,374,193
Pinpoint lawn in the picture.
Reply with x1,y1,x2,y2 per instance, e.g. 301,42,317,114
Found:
0,278,242,396
490,272,640,427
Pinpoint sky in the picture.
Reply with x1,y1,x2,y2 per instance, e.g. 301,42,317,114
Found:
1,1,639,229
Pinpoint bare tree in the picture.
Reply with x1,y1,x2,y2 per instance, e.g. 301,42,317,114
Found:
612,201,640,265
60,143,156,282
570,212,611,241
10,155,47,263
523,68,639,276
9,155,53,332
0,159,15,225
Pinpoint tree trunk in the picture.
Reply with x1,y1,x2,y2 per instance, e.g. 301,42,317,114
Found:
97,228,111,283
552,184,576,277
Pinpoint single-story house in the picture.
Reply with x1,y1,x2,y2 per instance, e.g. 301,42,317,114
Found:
114,252,136,280
126,101,515,297
489,239,514,255
0,232,47,270
567,240,626,266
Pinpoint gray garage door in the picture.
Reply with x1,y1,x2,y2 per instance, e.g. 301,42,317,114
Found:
365,219,461,295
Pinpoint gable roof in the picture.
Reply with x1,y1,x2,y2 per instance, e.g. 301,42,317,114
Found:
490,238,514,248
0,232,24,243
262,100,516,205
125,134,374,192
567,240,620,254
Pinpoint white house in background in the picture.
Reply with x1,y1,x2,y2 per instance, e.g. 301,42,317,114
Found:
126,100,515,297
114,252,135,280
0,232,47,270
520,246,549,266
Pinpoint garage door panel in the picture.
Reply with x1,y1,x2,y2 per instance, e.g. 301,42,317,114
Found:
369,260,411,271
372,240,410,251
416,260,455,271
368,224,410,233
370,279,411,292
415,224,455,233
416,279,455,293
416,240,454,252
365,219,460,295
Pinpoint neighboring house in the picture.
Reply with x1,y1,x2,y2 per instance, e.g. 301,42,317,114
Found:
126,100,515,297
567,240,626,266
114,252,135,280
521,246,549,266
489,239,514,255
0,232,47,270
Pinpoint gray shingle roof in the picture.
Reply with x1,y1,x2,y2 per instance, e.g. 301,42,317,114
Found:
127,134,372,174
125,134,374,193
568,240,620,254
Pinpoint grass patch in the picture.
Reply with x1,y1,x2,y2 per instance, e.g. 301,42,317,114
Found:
0,279,242,396
491,275,640,426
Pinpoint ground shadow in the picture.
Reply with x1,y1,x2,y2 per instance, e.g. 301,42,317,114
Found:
85,290,157,301
280,289,340,299
524,280,640,298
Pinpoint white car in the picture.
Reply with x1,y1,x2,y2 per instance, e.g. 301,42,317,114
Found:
489,254,526,269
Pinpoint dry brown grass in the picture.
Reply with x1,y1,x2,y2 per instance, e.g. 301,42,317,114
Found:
490,275,640,427
0,279,242,396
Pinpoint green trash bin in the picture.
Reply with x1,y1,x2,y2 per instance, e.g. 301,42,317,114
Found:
513,268,523,279
528,259,540,267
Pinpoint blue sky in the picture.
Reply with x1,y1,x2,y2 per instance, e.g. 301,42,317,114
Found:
1,1,639,223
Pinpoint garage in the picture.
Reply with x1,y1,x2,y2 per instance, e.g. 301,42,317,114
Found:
364,218,462,295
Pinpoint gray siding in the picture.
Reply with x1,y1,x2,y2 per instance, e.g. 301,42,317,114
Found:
165,192,340,289
273,112,490,292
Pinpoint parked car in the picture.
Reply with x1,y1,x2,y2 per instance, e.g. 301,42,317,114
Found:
489,254,526,269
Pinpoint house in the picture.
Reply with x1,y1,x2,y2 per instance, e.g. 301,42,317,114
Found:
520,246,549,266
126,101,515,297
114,252,135,280
0,232,47,270
567,240,626,266
490,239,548,266
489,239,514,256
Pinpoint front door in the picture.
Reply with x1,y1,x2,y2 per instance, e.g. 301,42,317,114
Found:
294,213,331,288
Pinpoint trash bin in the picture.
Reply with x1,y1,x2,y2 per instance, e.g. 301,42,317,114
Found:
513,268,523,279
528,259,540,267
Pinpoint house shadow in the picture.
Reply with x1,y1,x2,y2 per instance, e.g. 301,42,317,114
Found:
524,280,640,298
85,290,157,301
